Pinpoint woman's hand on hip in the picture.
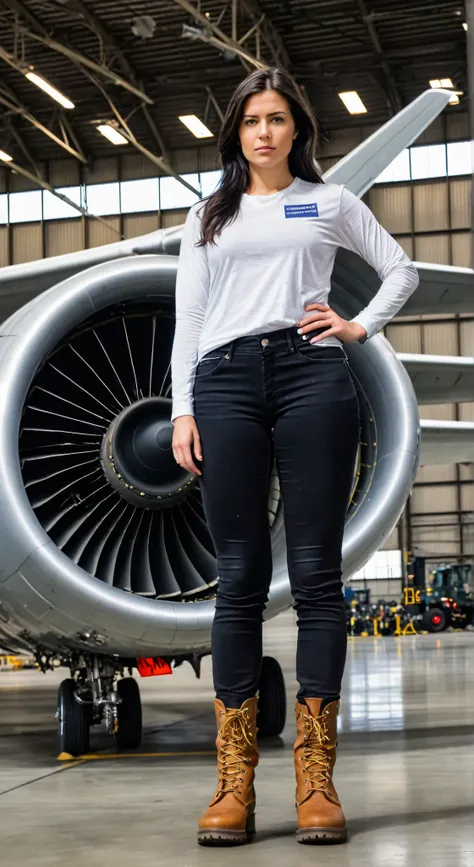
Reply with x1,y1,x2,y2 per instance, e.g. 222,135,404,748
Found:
297,303,367,344
172,415,203,476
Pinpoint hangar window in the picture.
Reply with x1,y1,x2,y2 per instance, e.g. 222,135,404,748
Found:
160,173,200,210
410,144,447,180
43,186,83,220
200,170,223,197
374,150,410,184
0,193,7,224
120,178,159,213
447,141,472,176
85,182,120,216
9,190,42,223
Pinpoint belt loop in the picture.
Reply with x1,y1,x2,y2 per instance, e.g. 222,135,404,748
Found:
228,340,235,361
286,327,295,352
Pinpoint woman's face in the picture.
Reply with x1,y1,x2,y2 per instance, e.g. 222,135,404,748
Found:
238,89,297,170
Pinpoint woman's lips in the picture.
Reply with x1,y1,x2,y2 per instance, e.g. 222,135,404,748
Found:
256,147,274,152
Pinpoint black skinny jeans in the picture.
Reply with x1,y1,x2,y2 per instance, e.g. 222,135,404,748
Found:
193,326,360,709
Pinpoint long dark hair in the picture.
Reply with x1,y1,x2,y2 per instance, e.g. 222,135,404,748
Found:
197,67,324,246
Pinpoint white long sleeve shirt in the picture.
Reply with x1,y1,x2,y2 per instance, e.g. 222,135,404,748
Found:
171,177,419,422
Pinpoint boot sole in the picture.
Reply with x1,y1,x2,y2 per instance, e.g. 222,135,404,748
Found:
197,814,256,846
297,826,347,844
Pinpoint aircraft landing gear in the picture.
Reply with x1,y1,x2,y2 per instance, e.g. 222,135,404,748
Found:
55,655,143,757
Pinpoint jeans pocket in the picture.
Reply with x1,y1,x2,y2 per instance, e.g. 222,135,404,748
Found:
195,349,229,378
294,342,346,363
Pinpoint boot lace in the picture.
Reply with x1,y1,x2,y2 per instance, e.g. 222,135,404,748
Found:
217,708,254,795
302,711,332,792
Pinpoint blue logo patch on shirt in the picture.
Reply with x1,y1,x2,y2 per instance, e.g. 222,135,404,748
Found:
284,202,319,218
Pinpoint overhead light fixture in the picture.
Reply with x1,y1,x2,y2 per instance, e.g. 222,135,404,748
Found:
0,150,13,162
338,91,367,115
429,77,454,89
97,124,128,145
448,92,462,105
179,115,214,138
25,71,74,109
462,22,468,31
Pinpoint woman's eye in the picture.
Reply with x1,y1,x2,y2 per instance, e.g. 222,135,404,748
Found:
244,117,284,125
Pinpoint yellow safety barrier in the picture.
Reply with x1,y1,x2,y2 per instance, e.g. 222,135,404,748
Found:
394,614,418,636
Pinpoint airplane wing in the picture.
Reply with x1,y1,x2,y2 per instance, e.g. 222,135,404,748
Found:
398,353,474,403
419,420,474,465
403,263,474,316
324,89,453,197
334,251,474,317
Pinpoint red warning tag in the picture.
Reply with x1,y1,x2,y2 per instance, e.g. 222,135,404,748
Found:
136,657,172,677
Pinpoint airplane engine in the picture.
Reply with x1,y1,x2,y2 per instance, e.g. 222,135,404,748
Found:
0,252,420,660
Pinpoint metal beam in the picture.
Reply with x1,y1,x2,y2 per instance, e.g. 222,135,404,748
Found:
205,86,225,125
2,118,40,175
181,22,260,69
1,0,171,160
175,0,289,70
0,79,87,163
467,0,474,270
0,0,153,105
357,0,403,115
52,0,138,83
1,158,123,237
44,0,169,156
90,81,201,197
240,0,290,69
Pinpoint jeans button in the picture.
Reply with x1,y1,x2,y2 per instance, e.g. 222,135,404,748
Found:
261,338,269,347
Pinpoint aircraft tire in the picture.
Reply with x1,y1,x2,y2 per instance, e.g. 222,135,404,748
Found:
57,678,90,757
257,656,287,738
115,677,142,749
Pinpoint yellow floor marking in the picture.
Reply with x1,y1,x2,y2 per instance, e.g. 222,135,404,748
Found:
58,749,216,762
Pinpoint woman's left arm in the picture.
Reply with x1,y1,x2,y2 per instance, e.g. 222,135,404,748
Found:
335,185,420,342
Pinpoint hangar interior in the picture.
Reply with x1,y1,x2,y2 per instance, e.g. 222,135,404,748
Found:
0,1,473,865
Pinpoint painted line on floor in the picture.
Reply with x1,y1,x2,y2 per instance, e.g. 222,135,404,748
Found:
58,749,217,762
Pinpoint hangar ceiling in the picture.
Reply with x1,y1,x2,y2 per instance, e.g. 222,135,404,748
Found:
0,0,469,171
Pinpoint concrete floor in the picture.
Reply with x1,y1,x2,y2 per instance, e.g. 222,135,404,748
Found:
0,612,474,866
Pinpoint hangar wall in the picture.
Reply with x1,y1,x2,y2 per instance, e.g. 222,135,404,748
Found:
0,110,472,568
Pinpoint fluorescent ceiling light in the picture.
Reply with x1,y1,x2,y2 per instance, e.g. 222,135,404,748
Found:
179,115,214,138
429,77,454,89
462,22,467,31
97,124,128,145
448,93,460,105
338,91,367,115
25,71,74,109
0,150,13,162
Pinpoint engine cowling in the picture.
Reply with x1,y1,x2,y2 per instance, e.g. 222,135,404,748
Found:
0,252,420,657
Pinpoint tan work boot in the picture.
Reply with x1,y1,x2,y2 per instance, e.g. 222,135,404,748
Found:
197,696,258,846
294,698,347,844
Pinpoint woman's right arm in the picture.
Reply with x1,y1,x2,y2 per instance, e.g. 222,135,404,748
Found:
171,203,210,475
171,203,210,422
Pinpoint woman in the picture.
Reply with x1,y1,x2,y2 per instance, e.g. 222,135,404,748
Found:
171,67,419,847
